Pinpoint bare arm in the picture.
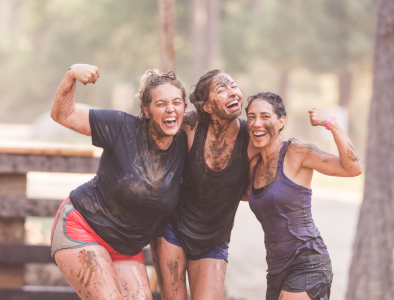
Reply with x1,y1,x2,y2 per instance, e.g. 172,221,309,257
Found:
241,156,258,201
298,108,362,177
50,64,100,136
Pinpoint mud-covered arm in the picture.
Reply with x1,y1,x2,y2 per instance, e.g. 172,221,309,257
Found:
241,156,258,201
181,110,198,151
50,64,100,136
296,108,362,177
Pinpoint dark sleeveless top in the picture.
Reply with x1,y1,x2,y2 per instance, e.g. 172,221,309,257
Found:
170,119,250,256
249,141,328,275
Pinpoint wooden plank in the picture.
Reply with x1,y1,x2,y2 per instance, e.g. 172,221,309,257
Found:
0,244,154,265
0,174,26,196
0,287,161,300
0,196,62,218
0,147,94,157
0,153,99,174
0,286,80,300
0,244,53,264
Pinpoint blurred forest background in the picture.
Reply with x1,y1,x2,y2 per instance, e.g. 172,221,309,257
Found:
0,0,381,299
0,0,378,157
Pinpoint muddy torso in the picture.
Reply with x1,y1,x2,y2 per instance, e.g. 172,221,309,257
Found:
249,141,328,275
170,119,249,256
70,110,187,256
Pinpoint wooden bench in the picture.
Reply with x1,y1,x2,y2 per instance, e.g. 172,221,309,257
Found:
0,145,160,299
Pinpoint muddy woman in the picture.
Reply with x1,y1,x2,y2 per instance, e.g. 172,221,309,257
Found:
50,64,188,299
245,92,362,300
150,70,259,299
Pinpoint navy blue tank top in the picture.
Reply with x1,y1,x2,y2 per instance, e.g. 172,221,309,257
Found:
249,141,328,275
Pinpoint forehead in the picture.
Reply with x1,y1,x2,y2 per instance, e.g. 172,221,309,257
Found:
212,74,234,87
150,83,182,100
248,99,274,113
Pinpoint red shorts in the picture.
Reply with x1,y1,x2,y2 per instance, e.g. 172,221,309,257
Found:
50,198,145,263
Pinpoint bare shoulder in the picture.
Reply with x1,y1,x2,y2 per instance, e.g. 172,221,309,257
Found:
182,110,199,134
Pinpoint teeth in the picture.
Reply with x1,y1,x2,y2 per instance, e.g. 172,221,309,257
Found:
254,132,266,136
226,100,238,107
164,117,176,122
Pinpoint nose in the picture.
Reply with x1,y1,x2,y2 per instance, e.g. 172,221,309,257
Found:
166,103,175,112
254,116,264,127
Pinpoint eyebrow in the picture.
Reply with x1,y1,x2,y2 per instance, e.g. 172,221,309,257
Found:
215,81,235,89
154,97,182,103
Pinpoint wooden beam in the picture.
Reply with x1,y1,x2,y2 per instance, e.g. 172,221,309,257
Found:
158,0,176,72
0,153,99,174
0,287,162,300
0,196,63,218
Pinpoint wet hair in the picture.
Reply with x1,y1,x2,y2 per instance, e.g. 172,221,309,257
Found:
189,69,228,124
245,92,287,132
135,69,187,119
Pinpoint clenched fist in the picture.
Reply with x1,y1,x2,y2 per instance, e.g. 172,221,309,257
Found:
69,64,100,85
308,108,331,127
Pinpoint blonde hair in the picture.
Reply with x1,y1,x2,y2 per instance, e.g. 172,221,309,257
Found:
135,69,187,119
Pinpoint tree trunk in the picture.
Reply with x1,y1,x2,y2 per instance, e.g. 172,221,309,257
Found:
191,0,221,82
346,1,394,300
278,70,289,105
158,0,176,72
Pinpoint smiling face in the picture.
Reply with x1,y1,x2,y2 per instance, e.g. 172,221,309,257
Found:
143,83,186,138
203,74,243,121
246,99,286,149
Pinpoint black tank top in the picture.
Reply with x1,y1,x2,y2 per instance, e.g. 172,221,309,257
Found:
170,119,250,255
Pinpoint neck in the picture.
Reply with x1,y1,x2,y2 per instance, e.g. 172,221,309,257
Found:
209,114,238,140
148,121,173,150
259,137,283,165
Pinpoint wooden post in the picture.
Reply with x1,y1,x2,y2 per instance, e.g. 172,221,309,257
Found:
158,0,176,72
0,175,27,287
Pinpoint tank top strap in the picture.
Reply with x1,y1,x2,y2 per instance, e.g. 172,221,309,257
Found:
251,154,262,189
278,141,290,171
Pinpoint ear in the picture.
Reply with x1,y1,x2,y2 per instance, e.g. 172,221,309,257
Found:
143,107,151,119
183,103,188,116
202,103,212,114
279,116,286,130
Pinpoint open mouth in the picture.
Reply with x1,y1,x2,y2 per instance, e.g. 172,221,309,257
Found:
253,131,267,140
162,117,177,128
225,100,240,111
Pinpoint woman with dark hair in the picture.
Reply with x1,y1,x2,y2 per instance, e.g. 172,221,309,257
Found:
50,64,188,299
151,70,259,299
245,92,362,300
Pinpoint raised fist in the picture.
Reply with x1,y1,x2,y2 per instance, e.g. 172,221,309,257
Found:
69,64,100,85
308,108,331,127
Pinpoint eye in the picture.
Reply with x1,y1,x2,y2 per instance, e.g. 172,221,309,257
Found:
174,100,182,105
218,89,225,93
231,85,238,89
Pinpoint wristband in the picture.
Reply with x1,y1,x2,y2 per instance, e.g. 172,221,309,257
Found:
325,117,335,130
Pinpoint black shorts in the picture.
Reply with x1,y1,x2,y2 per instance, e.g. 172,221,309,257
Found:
266,249,333,300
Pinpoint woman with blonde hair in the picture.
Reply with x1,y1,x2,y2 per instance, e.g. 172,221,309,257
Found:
50,64,188,299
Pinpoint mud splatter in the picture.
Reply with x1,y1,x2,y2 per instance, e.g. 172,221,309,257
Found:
167,257,180,295
345,142,359,162
306,143,335,157
265,121,276,139
148,118,167,144
77,249,98,288
183,110,199,130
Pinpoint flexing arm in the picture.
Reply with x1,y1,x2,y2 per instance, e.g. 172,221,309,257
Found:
50,64,100,136
297,108,362,177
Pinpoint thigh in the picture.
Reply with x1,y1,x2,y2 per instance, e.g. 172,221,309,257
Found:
279,291,311,300
113,259,152,300
54,244,122,300
150,237,188,300
188,258,227,300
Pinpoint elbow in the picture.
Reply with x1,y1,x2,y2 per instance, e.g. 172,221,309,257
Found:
348,164,363,177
